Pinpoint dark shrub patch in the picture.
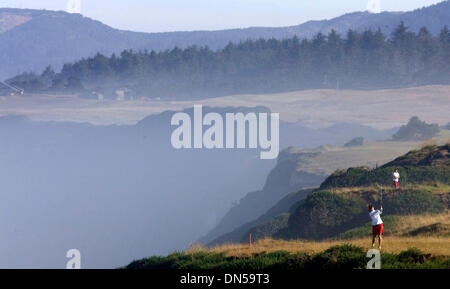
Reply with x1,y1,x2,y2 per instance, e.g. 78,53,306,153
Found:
384,190,444,215
307,244,366,269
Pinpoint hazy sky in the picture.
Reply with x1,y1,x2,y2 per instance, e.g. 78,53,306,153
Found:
0,0,445,32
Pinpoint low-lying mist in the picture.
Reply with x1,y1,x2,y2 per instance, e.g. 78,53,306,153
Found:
0,107,394,268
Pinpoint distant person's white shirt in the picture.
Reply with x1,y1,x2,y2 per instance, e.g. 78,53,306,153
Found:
369,209,383,226
393,172,400,182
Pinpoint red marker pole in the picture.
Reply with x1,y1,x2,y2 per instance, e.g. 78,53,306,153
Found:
249,233,252,248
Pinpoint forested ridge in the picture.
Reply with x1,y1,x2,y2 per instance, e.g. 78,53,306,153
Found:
9,23,450,99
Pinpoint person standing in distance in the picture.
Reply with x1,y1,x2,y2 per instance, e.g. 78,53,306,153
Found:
393,169,400,188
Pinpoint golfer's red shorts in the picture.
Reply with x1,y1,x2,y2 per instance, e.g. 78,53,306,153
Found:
393,181,399,187
372,224,384,235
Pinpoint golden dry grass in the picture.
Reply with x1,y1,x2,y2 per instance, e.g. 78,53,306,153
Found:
421,139,438,148
2,85,449,128
291,141,420,176
188,236,450,257
413,183,450,194
186,212,450,257
390,213,450,235
328,183,450,195
436,129,450,142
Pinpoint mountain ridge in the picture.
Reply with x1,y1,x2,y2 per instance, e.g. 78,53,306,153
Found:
252,144,450,242
199,138,425,245
1,1,449,79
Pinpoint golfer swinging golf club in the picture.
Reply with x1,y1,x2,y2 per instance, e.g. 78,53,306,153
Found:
369,204,383,249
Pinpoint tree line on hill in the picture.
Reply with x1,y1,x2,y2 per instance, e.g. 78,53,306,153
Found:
7,22,450,99
341,116,441,147
392,116,440,141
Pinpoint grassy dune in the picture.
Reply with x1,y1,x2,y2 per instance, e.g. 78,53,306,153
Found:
324,183,450,197
127,234,450,269
199,236,450,257
283,134,450,179
285,141,420,176
196,212,450,257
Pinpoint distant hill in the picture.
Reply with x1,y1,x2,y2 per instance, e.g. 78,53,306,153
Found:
344,137,364,147
243,144,450,242
320,144,450,188
200,140,421,245
125,144,450,269
1,1,449,79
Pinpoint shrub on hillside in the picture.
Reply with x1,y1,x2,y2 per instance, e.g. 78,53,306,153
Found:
338,215,399,239
276,252,311,269
392,116,439,141
284,191,366,239
240,214,290,243
321,165,450,188
307,244,366,269
384,190,444,215
125,246,450,269
397,247,425,263
126,252,183,269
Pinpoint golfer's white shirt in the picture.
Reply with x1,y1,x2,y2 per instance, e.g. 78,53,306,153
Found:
369,209,383,226
393,172,400,182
